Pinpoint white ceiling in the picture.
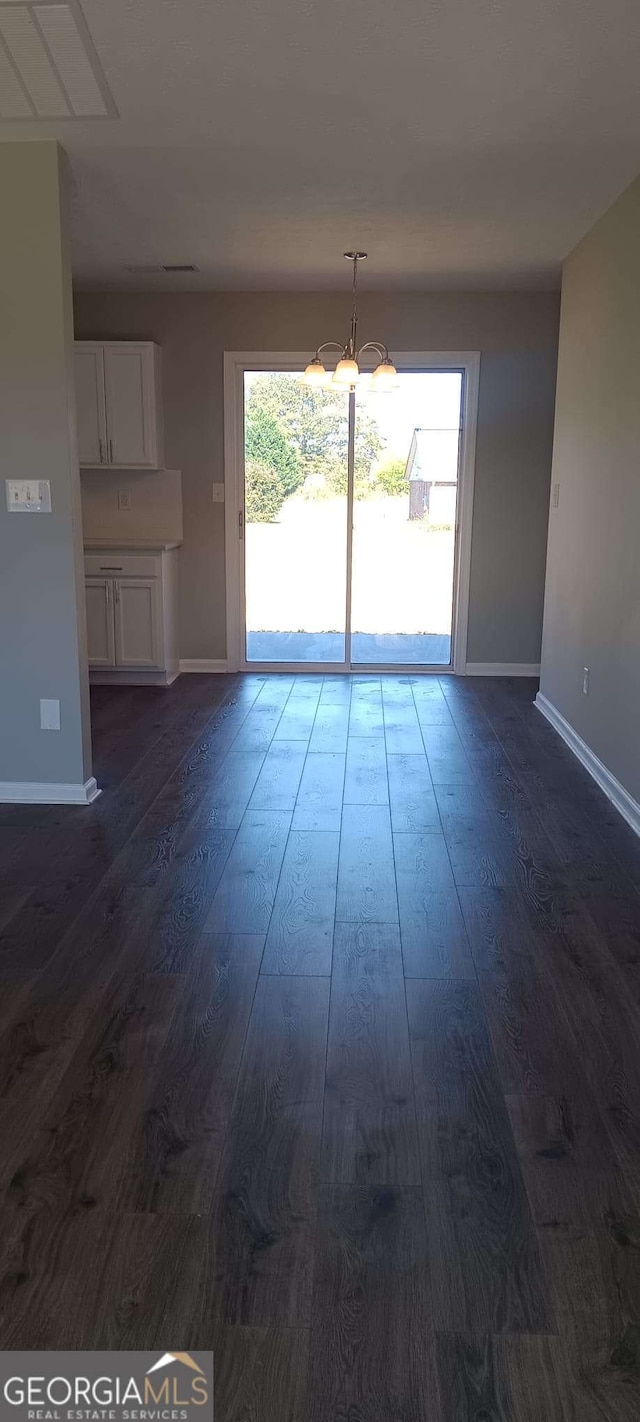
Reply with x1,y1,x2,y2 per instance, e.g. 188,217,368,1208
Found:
2,0,640,290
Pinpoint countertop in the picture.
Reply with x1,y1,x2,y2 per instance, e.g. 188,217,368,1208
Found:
84,539,182,552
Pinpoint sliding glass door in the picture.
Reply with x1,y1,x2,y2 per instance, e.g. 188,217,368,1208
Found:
351,372,462,666
242,367,463,670
243,371,349,663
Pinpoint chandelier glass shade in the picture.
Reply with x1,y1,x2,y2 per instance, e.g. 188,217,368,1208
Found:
302,253,398,390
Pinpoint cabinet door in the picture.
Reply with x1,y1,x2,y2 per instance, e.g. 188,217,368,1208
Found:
114,578,163,668
103,344,158,466
85,579,115,667
75,345,107,465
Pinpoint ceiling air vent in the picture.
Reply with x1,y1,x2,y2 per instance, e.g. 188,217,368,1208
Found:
162,264,199,273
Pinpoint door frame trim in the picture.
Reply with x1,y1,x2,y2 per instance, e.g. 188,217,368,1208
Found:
223,350,480,674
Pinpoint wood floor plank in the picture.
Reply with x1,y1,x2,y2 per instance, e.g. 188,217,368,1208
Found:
322,922,419,1184
439,804,518,889
348,685,385,737
247,740,307,811
387,751,439,832
382,699,424,754
0,885,157,1187
336,804,398,924
214,1325,309,1422
394,829,474,978
186,748,267,829
343,735,389,804
309,1185,440,1422
291,751,345,831
460,885,601,1099
435,1334,566,1422
262,830,339,975
407,977,552,1333
126,932,265,1211
206,813,290,933
1,970,181,1217
0,1211,209,1349
511,887,640,1184
273,686,322,741
140,824,237,972
308,702,350,753
402,891,474,979
507,1090,640,1422
213,975,329,1328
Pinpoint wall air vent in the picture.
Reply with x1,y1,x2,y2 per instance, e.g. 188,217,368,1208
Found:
162,264,199,273
0,1,116,120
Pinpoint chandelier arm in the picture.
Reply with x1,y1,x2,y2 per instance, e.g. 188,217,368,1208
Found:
356,340,390,362
314,341,348,358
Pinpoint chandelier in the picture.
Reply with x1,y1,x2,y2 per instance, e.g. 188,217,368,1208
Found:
302,252,398,391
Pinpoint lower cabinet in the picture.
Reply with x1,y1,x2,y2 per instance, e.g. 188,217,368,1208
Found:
84,546,179,684
86,577,116,667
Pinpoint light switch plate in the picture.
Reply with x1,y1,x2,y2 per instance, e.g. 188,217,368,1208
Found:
6,479,52,513
118,489,131,510
212,483,225,504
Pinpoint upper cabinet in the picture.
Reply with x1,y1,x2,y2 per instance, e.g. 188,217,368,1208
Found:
74,341,164,469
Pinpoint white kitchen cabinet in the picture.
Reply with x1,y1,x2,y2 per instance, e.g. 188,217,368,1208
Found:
113,577,162,668
75,345,107,466
74,341,164,469
84,544,180,685
85,576,116,667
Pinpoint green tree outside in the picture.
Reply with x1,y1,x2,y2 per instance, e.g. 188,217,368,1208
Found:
245,374,384,496
245,404,301,497
375,457,407,496
245,459,286,522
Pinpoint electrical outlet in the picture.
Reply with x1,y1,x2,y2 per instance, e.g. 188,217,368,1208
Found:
118,489,131,511
552,483,560,508
583,667,590,695
212,483,225,504
40,698,60,730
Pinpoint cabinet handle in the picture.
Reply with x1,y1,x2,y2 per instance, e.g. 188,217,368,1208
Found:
109,438,114,463
100,565,123,571
105,580,110,605
114,580,120,603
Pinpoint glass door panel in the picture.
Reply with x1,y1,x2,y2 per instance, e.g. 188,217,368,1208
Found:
350,372,462,666
243,372,349,664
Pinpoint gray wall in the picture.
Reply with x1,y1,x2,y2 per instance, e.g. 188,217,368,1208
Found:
0,142,91,790
539,172,640,804
74,290,560,665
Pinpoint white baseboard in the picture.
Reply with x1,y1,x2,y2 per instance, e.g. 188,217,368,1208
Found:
535,693,640,840
179,659,229,673
90,670,178,686
0,776,101,805
465,662,541,677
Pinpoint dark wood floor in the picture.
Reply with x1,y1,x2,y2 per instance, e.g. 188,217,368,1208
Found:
1,671,640,1419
